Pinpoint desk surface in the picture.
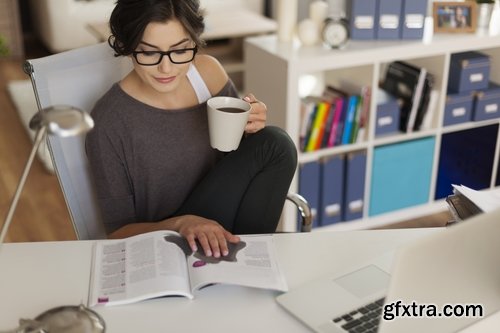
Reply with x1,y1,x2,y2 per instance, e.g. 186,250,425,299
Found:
1,228,498,332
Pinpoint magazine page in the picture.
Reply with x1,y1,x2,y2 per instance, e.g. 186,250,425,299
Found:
88,230,192,307
452,184,500,213
186,235,288,294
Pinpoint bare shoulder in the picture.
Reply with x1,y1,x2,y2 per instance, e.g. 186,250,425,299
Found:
193,54,229,95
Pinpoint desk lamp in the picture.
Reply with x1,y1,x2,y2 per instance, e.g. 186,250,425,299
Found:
0,105,105,333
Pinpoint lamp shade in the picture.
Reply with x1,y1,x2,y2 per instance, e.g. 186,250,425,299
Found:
29,105,94,137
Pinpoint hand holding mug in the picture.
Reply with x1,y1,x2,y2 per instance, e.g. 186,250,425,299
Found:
243,93,267,134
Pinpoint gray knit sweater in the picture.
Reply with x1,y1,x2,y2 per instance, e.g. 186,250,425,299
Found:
85,80,238,234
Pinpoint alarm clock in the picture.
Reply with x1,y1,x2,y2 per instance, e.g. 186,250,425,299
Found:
322,16,349,48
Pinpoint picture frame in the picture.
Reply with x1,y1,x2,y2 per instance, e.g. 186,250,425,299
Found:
433,1,478,33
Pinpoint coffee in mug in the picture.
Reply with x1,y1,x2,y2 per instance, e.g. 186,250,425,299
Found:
217,107,247,113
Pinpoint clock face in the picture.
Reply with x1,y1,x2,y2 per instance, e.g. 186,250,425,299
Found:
323,19,349,48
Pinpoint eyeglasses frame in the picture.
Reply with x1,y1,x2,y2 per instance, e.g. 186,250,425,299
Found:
132,46,198,66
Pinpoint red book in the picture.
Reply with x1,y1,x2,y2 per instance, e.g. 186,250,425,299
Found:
327,97,344,147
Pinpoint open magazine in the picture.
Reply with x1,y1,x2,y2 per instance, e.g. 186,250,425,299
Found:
88,230,288,307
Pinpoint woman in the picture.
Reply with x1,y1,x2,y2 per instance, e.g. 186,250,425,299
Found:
85,0,297,258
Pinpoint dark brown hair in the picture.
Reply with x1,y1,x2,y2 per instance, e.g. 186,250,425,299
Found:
108,0,205,56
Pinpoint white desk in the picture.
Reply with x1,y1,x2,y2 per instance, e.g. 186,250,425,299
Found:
1,228,498,332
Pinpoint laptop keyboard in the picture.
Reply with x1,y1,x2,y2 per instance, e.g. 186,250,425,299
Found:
332,297,384,333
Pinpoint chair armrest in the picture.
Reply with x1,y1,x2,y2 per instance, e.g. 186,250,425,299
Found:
286,192,312,232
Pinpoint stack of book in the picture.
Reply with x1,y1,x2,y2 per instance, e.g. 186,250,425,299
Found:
446,184,500,223
446,192,482,223
299,85,371,152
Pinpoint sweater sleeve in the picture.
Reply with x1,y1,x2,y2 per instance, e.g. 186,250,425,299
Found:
216,79,239,98
85,92,137,234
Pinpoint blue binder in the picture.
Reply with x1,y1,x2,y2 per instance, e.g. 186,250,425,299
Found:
298,161,321,228
343,151,367,221
400,0,427,39
377,0,403,39
320,156,344,226
347,0,377,40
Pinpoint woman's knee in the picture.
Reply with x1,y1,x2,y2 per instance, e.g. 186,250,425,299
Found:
258,126,298,170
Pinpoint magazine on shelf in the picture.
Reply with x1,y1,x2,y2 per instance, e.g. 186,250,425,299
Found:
406,67,427,132
338,79,372,136
341,95,360,144
381,61,434,132
88,231,288,307
299,96,323,151
306,101,331,151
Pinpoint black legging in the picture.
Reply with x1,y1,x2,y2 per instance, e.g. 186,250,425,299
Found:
176,126,297,234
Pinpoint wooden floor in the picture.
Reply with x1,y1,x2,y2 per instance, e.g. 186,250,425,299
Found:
0,37,451,243
0,37,76,242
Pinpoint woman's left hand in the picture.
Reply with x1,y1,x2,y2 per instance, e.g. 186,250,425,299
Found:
244,93,267,134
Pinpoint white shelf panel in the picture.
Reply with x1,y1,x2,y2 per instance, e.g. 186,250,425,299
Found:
372,129,437,147
441,118,500,134
317,200,449,232
298,142,369,163
246,32,500,74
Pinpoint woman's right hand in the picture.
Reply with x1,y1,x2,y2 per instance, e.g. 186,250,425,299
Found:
173,215,241,258
108,214,240,258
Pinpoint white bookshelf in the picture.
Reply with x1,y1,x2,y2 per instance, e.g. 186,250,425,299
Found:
244,31,500,232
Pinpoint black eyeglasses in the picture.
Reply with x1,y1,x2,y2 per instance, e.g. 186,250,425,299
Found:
132,46,198,66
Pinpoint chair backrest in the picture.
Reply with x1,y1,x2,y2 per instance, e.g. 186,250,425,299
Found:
25,42,133,239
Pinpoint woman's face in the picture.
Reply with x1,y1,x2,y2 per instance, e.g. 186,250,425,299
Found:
132,19,194,94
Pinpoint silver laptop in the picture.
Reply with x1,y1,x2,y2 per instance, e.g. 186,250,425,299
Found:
277,208,500,333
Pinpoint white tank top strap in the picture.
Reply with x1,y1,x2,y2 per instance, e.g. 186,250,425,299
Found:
187,63,212,103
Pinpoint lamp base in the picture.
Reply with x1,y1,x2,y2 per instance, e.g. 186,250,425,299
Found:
9,305,105,333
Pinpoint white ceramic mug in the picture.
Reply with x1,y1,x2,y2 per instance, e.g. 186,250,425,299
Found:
207,96,251,152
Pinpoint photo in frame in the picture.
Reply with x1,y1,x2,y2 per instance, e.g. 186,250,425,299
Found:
433,1,478,33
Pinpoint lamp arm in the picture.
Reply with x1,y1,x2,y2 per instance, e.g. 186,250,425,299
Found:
0,126,47,245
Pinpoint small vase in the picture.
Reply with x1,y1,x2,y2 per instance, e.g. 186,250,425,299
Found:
277,0,298,42
477,3,494,30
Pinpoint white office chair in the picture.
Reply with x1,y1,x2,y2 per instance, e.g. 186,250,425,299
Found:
25,42,311,240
